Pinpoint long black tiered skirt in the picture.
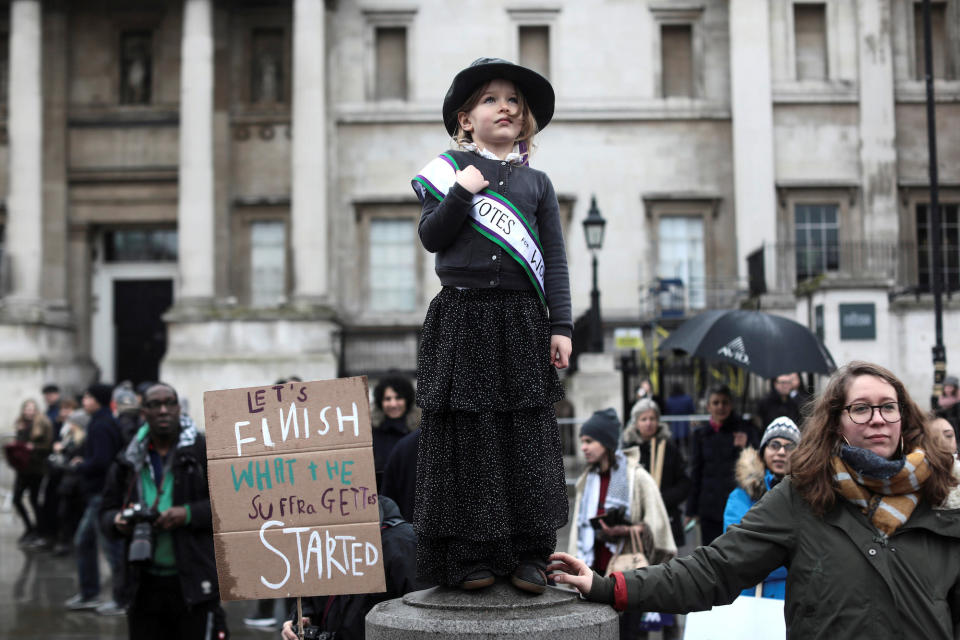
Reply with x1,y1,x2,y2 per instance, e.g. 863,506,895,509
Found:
414,287,568,586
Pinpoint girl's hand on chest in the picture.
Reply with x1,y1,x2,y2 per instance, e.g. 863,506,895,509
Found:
455,165,489,194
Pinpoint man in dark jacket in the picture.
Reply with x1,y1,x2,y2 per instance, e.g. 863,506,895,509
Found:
755,373,806,429
100,382,227,640
34,383,65,549
66,383,125,612
280,496,429,640
685,386,759,544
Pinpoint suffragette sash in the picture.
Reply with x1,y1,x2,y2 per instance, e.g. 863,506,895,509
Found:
413,153,546,303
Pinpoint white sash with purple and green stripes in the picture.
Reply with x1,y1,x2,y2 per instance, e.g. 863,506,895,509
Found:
413,153,546,303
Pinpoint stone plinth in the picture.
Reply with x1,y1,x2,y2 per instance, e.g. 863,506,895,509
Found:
366,581,618,640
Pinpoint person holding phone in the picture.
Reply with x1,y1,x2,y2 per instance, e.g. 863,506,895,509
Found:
569,408,676,638
569,408,675,572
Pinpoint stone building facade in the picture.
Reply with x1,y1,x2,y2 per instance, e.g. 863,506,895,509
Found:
0,0,957,422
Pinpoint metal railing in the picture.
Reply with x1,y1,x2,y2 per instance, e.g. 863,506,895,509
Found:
638,276,747,320
769,241,914,290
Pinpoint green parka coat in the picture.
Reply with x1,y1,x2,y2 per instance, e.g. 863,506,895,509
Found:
588,472,960,639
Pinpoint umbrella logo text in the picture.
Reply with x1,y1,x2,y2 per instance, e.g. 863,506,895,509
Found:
718,337,750,365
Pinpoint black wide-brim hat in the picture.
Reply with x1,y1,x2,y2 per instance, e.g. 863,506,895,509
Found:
442,57,555,136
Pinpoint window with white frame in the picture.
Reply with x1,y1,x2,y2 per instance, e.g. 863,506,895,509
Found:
369,218,417,312
794,203,839,281
658,216,705,309
916,202,960,292
250,220,286,307
794,3,828,80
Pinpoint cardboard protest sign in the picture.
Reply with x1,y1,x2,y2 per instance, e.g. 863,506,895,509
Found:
204,376,386,600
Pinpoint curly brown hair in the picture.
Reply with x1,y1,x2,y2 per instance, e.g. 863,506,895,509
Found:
791,361,957,516
452,80,539,149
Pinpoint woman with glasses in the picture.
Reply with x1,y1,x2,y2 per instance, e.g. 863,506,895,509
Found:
550,362,960,639
721,416,801,600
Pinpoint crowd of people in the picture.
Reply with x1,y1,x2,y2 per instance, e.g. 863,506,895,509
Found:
8,364,958,640
3,380,229,640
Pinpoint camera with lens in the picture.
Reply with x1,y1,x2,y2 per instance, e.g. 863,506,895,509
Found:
291,624,335,640
121,503,160,565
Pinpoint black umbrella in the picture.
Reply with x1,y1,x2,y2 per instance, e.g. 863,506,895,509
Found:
659,309,836,379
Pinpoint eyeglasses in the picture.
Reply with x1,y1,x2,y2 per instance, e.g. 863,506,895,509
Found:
843,402,901,425
766,441,797,453
143,398,178,410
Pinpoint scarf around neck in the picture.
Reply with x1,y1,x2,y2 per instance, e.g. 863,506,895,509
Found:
577,450,631,567
832,444,930,536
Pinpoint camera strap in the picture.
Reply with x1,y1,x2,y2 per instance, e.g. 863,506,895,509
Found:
140,443,177,511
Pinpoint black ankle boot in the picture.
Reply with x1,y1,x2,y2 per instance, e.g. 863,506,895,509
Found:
460,568,495,590
510,561,547,594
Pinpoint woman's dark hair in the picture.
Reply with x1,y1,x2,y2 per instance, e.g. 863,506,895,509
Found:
791,361,957,516
373,374,415,415
588,446,619,473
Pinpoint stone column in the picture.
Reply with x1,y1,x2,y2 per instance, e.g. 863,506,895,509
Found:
5,0,43,305
291,0,328,303
857,0,898,240
729,0,778,292
177,0,215,301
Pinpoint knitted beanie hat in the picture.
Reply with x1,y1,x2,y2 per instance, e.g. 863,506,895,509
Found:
580,408,621,453
66,410,90,431
760,416,801,451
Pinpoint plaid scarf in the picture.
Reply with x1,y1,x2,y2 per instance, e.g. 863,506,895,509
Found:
832,445,930,536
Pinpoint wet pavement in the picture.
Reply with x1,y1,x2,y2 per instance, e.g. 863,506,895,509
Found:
0,497,287,639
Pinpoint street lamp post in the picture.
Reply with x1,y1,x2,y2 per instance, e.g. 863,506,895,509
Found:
921,0,946,409
583,195,607,353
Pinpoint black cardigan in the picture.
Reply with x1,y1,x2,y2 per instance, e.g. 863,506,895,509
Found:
414,149,572,337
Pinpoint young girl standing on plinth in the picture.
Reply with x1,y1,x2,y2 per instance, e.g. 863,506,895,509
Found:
411,58,572,594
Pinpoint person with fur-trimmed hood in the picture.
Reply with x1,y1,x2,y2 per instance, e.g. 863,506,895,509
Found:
722,416,801,599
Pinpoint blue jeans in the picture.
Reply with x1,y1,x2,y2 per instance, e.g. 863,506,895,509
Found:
74,494,125,601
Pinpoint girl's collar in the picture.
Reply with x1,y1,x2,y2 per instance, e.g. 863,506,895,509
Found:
459,141,529,166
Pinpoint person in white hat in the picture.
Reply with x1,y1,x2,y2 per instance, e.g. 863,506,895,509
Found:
721,416,802,600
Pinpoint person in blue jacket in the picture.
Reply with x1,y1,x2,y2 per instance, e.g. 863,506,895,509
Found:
722,415,801,600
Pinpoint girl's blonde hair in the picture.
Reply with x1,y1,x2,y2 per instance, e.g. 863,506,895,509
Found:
452,80,539,149
791,361,957,516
